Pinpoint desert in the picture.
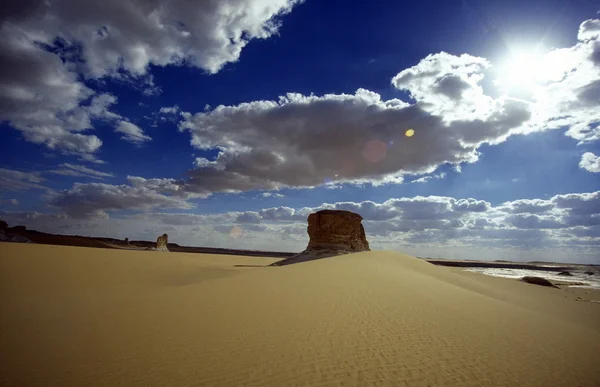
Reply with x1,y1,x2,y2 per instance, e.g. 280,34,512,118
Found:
2,3,600,386
2,234,600,386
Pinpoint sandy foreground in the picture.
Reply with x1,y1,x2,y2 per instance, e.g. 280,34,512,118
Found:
1,243,600,387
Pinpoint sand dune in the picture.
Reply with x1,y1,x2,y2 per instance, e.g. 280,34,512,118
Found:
1,243,599,387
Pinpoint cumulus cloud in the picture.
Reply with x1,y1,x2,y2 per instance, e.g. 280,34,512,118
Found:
498,199,555,214
7,188,599,262
115,121,152,144
48,163,115,179
0,26,118,154
0,0,300,156
175,19,600,196
533,19,600,144
179,86,531,195
6,0,301,77
579,152,600,172
0,168,47,191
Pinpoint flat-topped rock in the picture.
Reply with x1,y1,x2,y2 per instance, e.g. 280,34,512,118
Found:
272,210,370,266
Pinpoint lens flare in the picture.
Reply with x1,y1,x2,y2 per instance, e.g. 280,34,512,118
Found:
229,226,243,239
405,129,415,137
362,140,387,163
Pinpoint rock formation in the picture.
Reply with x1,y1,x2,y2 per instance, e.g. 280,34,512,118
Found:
557,271,573,276
520,276,558,288
272,210,370,266
146,233,169,251
0,221,32,244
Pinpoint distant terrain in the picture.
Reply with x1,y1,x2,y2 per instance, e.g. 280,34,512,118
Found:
2,224,597,271
2,226,296,258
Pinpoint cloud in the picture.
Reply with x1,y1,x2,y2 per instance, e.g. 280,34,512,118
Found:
410,172,446,184
261,192,285,198
179,86,531,195
579,152,600,172
498,199,555,214
8,189,599,262
391,52,492,118
49,177,194,219
115,121,152,144
48,163,115,179
236,212,262,224
159,106,181,115
0,168,47,191
175,19,600,196
452,198,490,212
0,198,20,206
506,214,566,229
532,19,600,144
0,0,301,156
6,0,302,77
0,26,117,154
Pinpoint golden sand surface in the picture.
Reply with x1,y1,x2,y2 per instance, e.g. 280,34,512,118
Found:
1,243,599,387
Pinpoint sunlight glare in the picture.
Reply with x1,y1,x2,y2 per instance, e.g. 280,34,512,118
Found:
496,46,577,95
405,129,415,137
498,51,541,92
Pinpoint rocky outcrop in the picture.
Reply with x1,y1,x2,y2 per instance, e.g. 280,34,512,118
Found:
146,233,169,252
272,210,370,266
520,276,559,288
584,271,595,276
306,210,370,252
558,271,573,276
0,221,32,244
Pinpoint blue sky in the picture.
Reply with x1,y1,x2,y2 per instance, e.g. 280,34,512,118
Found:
1,0,599,263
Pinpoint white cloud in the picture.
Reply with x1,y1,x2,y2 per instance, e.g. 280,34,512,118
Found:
262,192,285,198
179,86,530,195
48,163,115,179
49,176,194,219
0,0,301,156
0,25,118,154
0,168,47,191
159,106,181,115
579,152,600,172
115,121,152,144
6,0,302,78
175,19,600,196
6,189,599,263
410,172,446,184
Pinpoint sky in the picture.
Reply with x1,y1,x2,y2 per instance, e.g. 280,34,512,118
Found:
1,0,599,263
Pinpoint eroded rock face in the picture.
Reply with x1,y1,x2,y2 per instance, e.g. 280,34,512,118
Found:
306,210,370,253
156,234,169,251
146,233,169,251
272,210,370,266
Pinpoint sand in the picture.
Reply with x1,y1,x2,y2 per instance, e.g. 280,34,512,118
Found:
1,243,600,387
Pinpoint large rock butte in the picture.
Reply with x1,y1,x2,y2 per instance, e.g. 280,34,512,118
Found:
272,210,370,266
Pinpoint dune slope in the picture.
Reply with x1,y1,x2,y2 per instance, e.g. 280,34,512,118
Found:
1,243,599,387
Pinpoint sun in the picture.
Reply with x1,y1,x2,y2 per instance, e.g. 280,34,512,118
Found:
496,51,543,93
495,46,576,95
